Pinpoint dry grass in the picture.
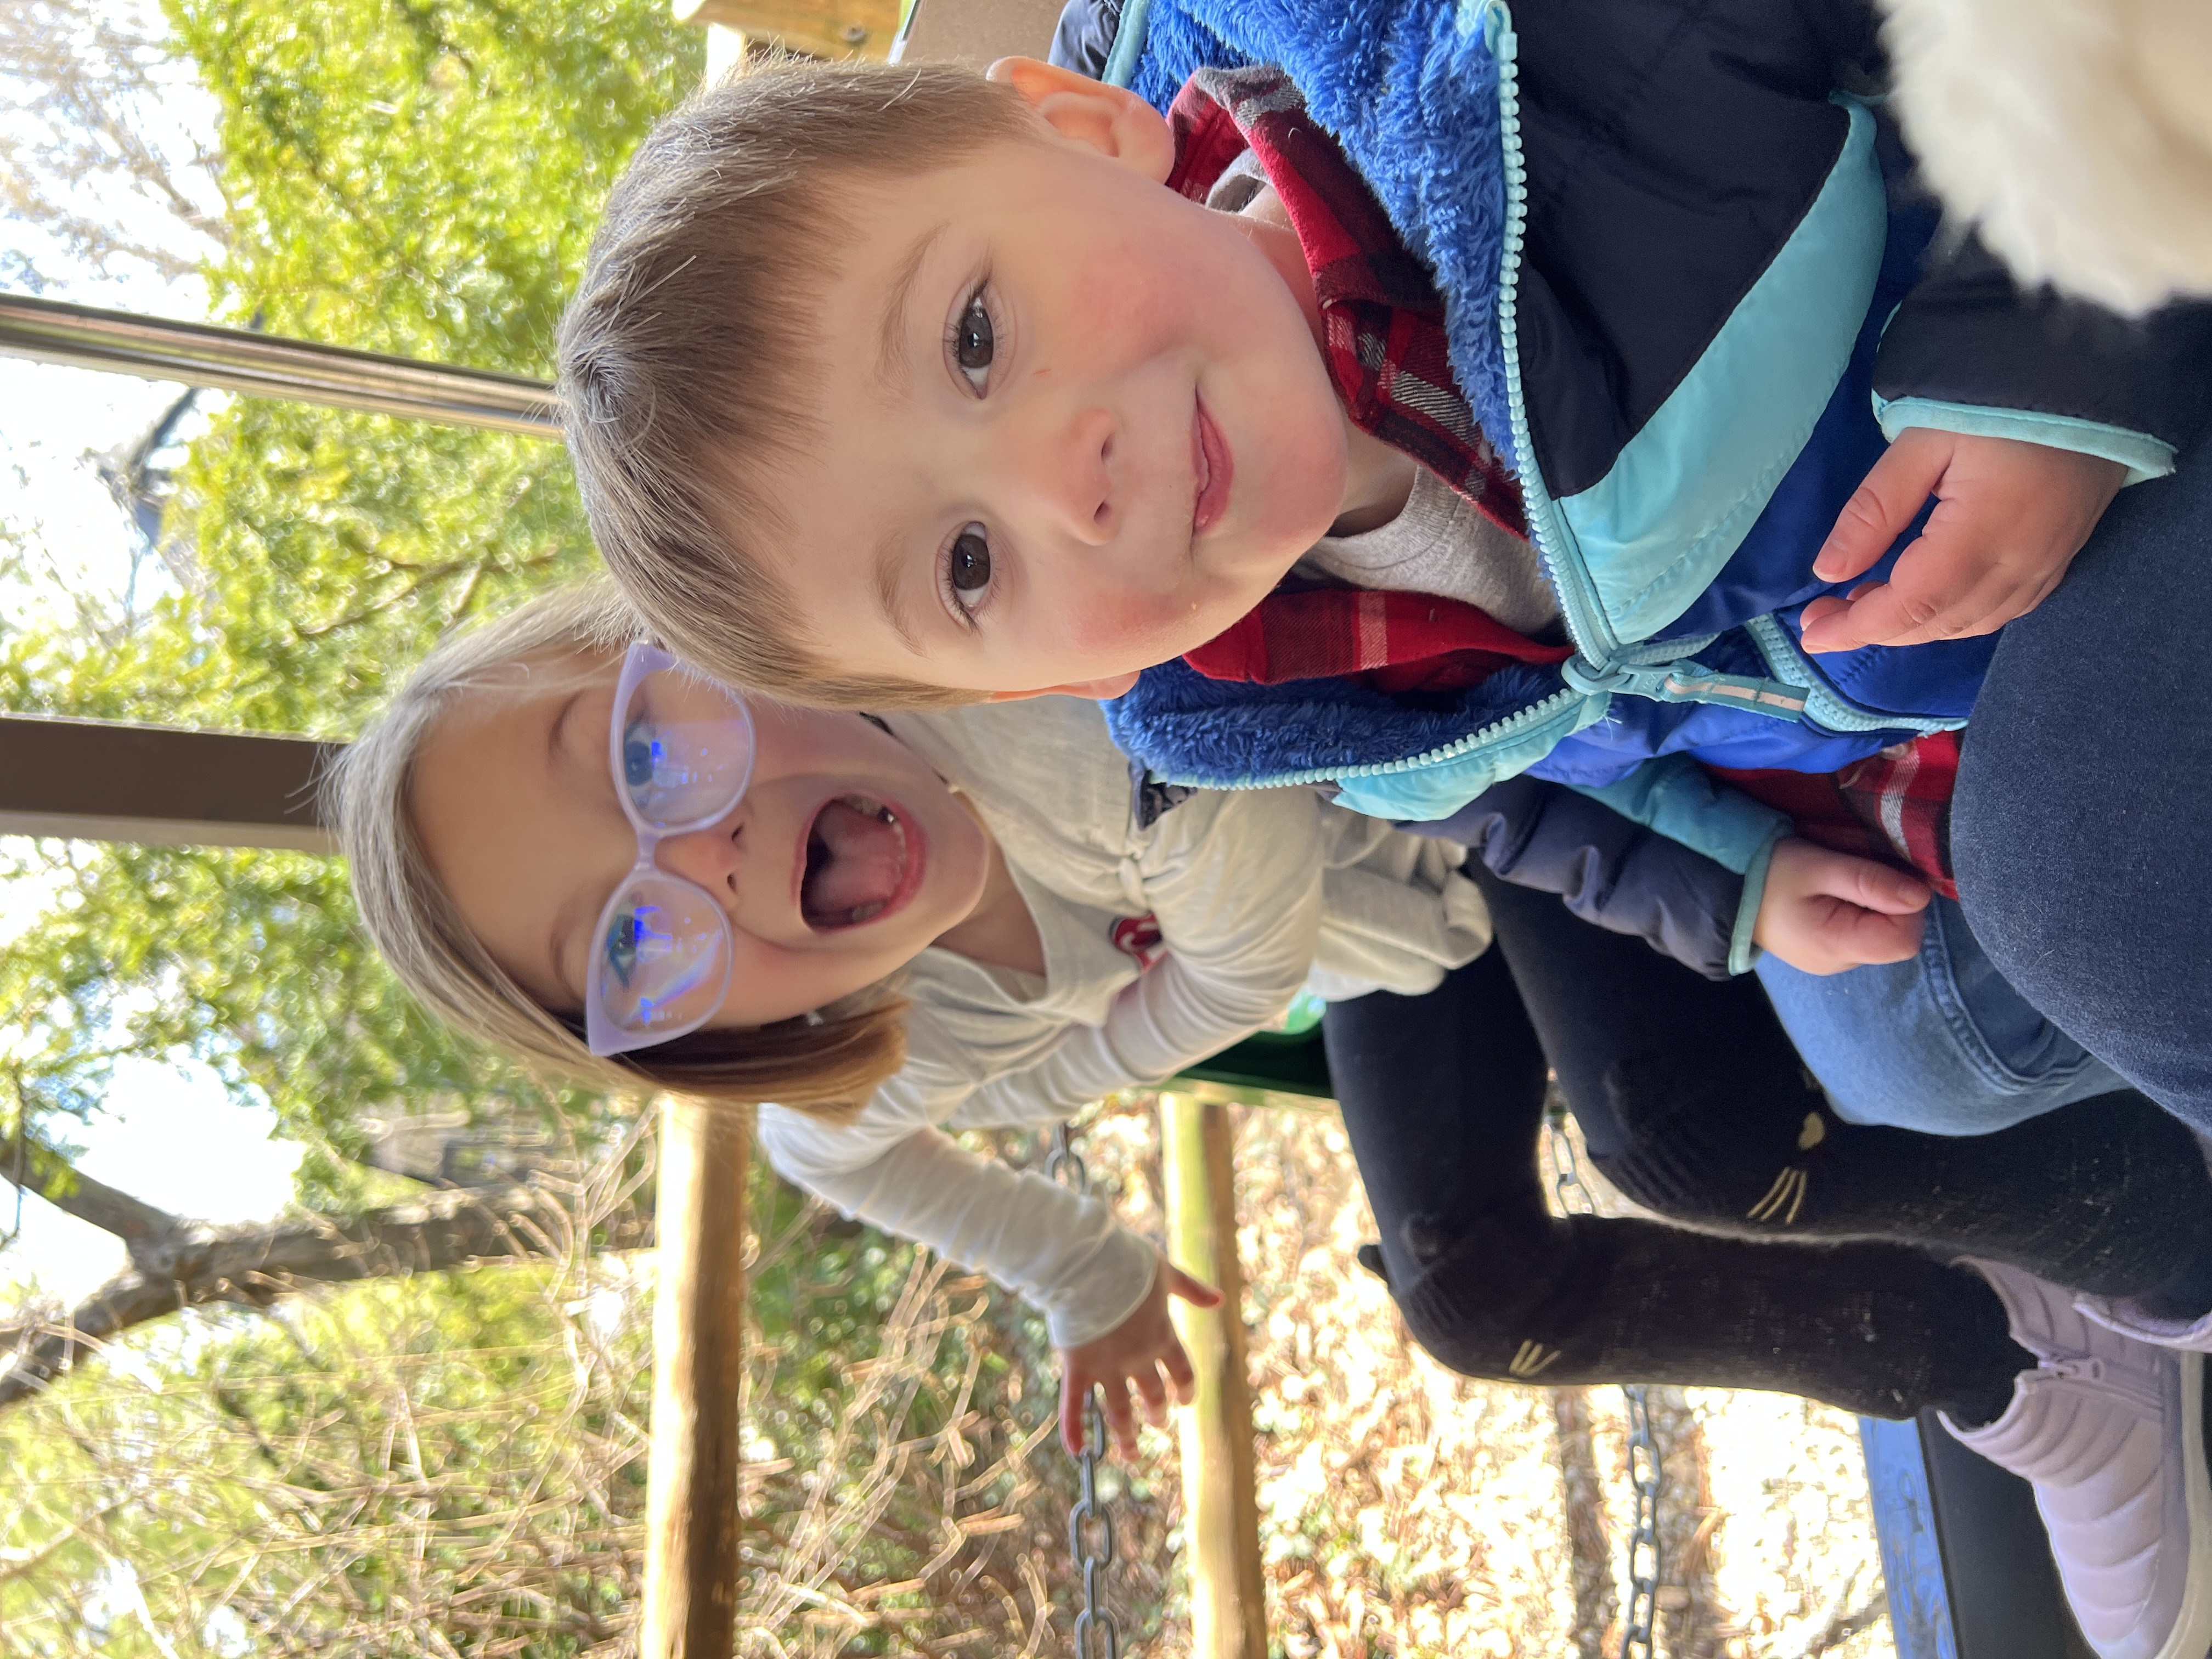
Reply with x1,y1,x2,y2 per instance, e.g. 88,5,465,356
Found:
2,1097,1899,1657
1022,1094,1899,1659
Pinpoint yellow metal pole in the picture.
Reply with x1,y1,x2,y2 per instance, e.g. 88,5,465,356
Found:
641,1098,752,1659
1159,1092,1267,1659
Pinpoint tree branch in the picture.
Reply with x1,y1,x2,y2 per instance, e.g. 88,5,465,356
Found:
0,1181,654,1409
0,1132,180,1245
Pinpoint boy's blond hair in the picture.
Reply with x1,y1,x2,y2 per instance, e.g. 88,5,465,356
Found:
328,578,906,1119
558,59,1036,712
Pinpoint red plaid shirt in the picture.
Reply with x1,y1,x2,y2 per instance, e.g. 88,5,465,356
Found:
1164,66,1958,890
1165,66,1564,694
1165,67,1526,543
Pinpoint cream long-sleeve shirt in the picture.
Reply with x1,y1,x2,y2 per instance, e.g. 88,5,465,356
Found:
757,696,1489,1346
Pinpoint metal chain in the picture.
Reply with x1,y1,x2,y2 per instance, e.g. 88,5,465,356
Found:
1045,1121,1088,1197
1545,1103,1663,1659
1051,1124,1122,1659
1620,1384,1662,1659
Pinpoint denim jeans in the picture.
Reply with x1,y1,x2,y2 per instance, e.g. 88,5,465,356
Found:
1952,435,2212,1130
1758,896,2125,1134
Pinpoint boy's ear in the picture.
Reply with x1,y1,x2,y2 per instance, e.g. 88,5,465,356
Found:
984,670,1143,703
986,57,1175,184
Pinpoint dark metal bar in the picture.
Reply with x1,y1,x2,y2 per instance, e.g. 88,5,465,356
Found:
0,292,557,437
0,713,338,853
1910,1408,2095,1659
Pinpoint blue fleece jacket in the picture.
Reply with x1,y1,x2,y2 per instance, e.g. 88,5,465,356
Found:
1061,0,2212,862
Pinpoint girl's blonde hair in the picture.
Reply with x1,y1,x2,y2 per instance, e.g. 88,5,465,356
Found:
327,578,906,1119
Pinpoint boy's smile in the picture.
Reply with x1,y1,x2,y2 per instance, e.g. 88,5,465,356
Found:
736,59,1385,701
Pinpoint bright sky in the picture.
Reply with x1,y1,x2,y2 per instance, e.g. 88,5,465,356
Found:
2,17,308,1313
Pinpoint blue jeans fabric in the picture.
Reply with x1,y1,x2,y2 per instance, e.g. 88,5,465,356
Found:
1758,896,2125,1135
1952,435,2212,1130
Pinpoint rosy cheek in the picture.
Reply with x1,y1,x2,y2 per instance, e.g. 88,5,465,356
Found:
1064,247,1185,363
1058,584,1206,658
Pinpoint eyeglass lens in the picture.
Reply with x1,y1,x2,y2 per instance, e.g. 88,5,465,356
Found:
619,664,755,830
592,663,753,1045
596,874,735,1038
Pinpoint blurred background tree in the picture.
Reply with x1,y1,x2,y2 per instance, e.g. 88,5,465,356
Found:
0,6,1134,1654
1,0,701,1190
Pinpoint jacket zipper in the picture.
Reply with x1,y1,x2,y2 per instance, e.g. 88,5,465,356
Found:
1156,682,1588,792
1162,6,1598,796
1481,0,1621,669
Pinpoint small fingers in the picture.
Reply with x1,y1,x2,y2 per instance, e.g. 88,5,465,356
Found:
1164,1262,1224,1308
1814,431,1950,583
1804,509,2062,652
1799,578,1985,653
1097,1375,1140,1461
1161,1332,1198,1405
1831,857,1931,917
1840,902,1926,965
1131,1361,1172,1429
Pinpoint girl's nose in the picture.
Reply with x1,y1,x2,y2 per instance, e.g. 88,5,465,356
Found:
652,822,742,905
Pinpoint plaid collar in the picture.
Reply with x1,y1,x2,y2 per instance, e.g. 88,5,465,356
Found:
1164,66,1538,689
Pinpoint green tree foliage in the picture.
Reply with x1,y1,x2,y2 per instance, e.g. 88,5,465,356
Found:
0,0,700,1173
1,10,1170,1651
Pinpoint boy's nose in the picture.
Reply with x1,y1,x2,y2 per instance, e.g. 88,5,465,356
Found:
1033,405,1117,545
652,823,742,907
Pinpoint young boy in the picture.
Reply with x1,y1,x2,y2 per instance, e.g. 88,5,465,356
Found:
556,16,2207,888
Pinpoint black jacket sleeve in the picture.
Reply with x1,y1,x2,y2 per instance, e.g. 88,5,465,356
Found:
1049,0,1120,76
1871,139,2212,459
1396,775,1746,980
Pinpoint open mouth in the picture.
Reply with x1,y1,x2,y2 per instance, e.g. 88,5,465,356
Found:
801,795,912,930
1191,396,1232,536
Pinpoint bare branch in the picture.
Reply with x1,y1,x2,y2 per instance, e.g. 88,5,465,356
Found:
0,1182,653,1409
0,1132,181,1245
0,0,227,284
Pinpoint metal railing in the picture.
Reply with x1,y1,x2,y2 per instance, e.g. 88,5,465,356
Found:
0,292,558,437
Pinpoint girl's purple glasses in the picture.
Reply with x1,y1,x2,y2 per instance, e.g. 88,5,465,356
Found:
582,643,757,1058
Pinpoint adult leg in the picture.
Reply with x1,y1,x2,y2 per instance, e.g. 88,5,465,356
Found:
1472,869,2212,1303
1323,946,2028,1421
1953,435,2212,1126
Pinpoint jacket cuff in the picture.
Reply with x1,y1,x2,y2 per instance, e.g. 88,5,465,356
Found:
1875,395,2176,486
1728,828,1787,977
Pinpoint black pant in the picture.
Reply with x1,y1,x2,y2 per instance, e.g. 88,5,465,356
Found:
1323,871,2212,1421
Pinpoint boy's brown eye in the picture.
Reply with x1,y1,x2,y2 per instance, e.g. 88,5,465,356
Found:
950,529,992,594
955,298,994,376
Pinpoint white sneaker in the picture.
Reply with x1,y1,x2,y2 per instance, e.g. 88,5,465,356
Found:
1943,1259,2212,1659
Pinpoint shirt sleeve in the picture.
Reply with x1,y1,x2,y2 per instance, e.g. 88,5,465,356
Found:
757,1099,1159,1348
1396,766,1775,980
1093,787,1328,1080
753,788,1325,1345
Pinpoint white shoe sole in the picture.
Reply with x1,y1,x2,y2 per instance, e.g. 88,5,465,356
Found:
2151,1351,2212,1659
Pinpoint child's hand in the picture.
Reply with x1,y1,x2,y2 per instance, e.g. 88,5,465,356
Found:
1798,430,2124,654
1752,838,1931,975
1060,1255,1223,1459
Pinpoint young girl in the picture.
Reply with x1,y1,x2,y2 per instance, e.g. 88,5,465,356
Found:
335,582,2212,1659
